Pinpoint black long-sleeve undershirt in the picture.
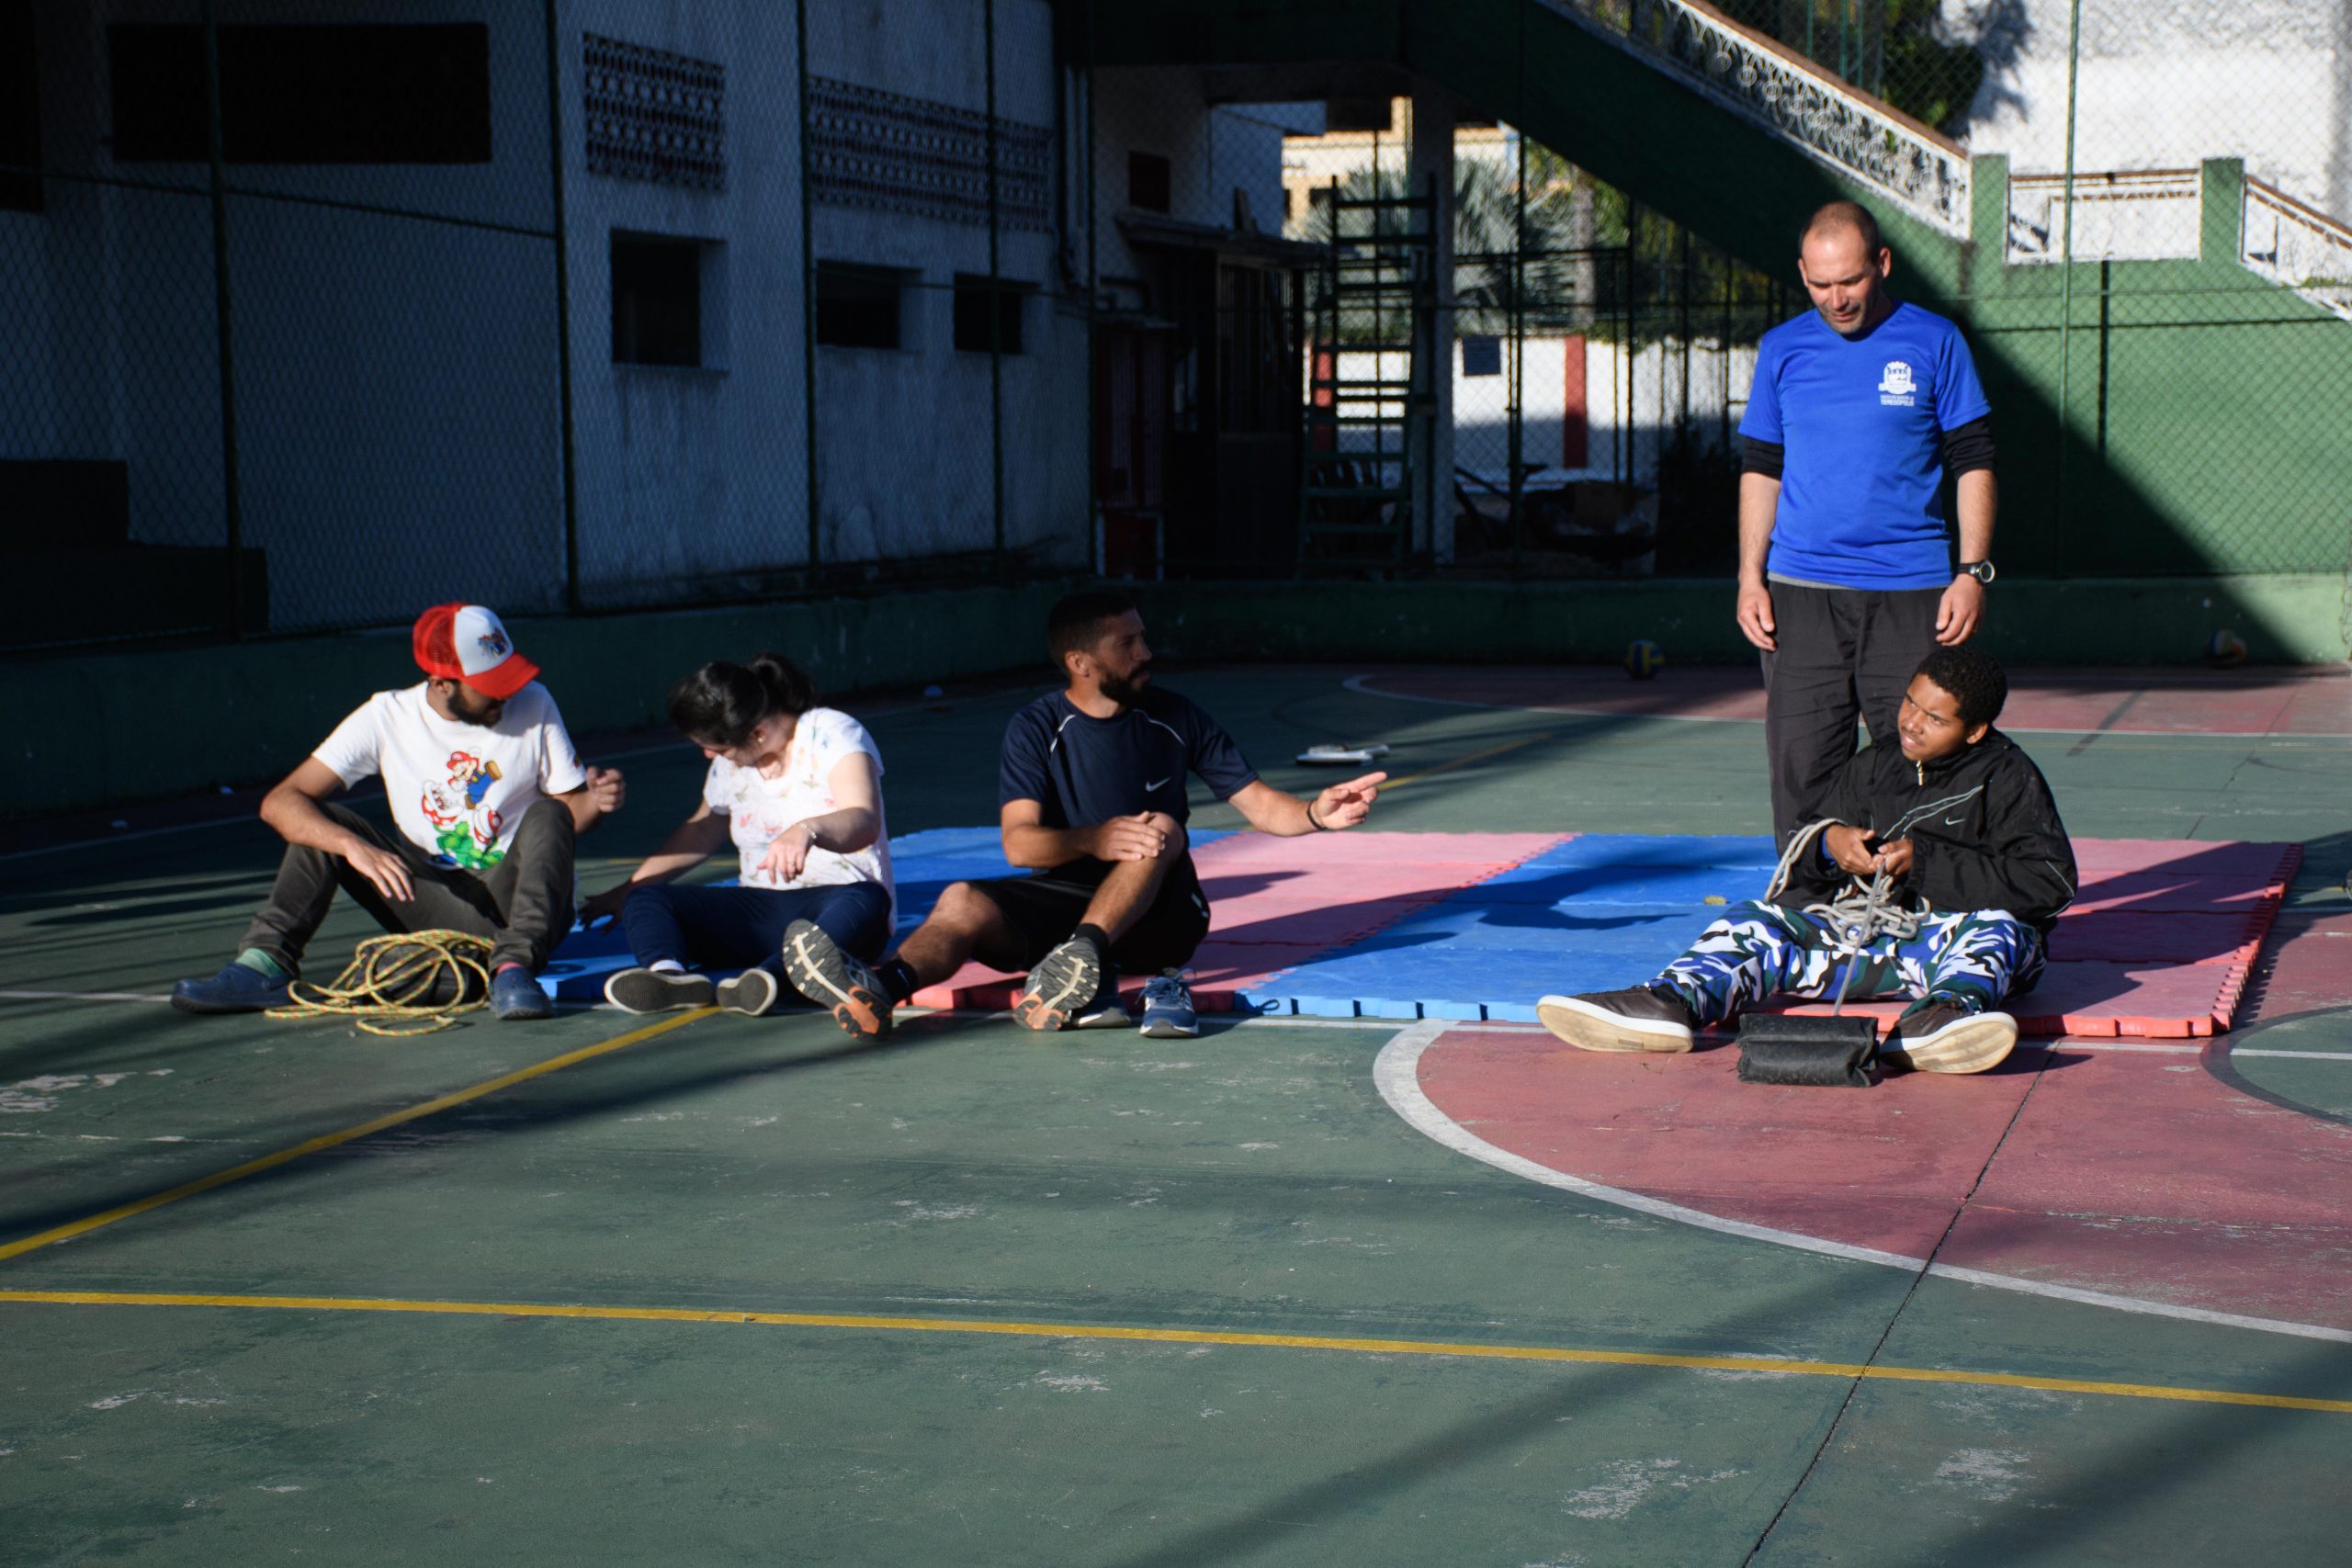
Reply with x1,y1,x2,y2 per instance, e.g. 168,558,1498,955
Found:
1742,414,1995,480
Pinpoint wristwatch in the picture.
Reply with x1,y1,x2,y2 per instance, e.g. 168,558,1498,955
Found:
1959,559,1996,584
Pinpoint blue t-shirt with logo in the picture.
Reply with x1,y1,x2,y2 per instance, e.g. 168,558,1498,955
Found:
1740,300,1991,590
998,686,1259,830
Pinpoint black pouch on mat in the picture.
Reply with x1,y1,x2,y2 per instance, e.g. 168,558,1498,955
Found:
1735,1014,1878,1088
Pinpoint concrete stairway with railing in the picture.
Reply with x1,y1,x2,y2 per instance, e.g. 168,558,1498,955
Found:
1095,0,2352,589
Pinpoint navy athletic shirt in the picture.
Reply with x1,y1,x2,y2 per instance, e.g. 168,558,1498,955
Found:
1740,299,1991,591
998,686,1258,830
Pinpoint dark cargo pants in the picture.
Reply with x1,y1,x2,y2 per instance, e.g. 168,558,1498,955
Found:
238,798,576,976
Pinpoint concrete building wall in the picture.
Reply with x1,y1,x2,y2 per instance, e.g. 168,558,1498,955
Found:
4,0,561,629
805,0,1080,570
566,0,805,603
1958,0,2352,219
7,0,1252,626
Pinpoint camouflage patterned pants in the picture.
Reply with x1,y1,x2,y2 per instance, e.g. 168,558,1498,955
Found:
1651,900,2045,1027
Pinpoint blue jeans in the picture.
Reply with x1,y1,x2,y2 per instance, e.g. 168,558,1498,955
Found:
621,881,892,999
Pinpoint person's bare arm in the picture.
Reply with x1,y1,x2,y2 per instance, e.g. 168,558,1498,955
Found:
1937,469,1997,645
756,753,885,882
579,805,731,923
1001,798,1170,869
560,767,627,833
1226,773,1386,838
1736,472,1781,651
259,757,414,903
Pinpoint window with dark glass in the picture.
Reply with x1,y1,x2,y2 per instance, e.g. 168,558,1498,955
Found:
952,275,1027,355
108,24,492,164
2,0,40,212
814,264,907,349
611,233,705,367
1127,150,1170,213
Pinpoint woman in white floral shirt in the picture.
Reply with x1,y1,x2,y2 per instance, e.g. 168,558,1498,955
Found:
582,655,894,1015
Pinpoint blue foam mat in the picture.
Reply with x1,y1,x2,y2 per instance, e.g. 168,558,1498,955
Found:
1233,833,1773,1022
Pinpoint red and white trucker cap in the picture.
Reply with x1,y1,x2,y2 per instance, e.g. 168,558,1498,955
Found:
412,604,541,700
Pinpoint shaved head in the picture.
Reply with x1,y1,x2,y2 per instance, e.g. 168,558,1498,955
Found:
1797,200,1894,337
1801,199,1884,260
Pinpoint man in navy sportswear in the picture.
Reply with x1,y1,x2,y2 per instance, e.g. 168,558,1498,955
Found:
783,591,1385,1040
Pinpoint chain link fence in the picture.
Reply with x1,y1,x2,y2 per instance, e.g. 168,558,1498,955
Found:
5,0,2346,650
1,0,1057,652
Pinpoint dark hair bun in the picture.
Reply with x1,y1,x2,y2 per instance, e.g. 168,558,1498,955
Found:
668,654,817,749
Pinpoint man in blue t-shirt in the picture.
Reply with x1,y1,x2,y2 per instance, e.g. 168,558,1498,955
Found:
783,591,1385,1040
1738,199,1999,843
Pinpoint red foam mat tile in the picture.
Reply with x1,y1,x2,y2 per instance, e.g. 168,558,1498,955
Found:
1187,830,1566,872
908,942,1295,1016
1764,962,2247,1039
2066,874,2288,915
2047,908,2267,964
2066,840,2300,879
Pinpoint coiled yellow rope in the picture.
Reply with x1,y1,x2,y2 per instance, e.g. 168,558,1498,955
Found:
266,931,498,1036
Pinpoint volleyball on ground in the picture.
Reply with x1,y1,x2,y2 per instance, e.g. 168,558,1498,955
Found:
1624,638,1665,679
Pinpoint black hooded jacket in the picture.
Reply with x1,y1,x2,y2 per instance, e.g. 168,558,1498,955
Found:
1780,728,2078,933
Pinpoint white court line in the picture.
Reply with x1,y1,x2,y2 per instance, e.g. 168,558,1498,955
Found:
1340,672,2352,741
1373,1025,2352,1345
2230,1047,2352,1060
0,989,173,1004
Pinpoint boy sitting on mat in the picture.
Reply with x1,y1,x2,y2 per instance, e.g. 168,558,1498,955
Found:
171,604,625,1021
780,590,1386,1041
1537,645,2075,1074
580,655,894,1017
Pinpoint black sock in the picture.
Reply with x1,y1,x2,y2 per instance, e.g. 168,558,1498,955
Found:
1072,923,1112,958
877,957,918,1005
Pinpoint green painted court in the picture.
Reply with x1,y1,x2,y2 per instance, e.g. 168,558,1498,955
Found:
4,663,2350,1565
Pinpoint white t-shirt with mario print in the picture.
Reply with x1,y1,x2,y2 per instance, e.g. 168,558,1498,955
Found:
701,706,894,914
312,682,587,871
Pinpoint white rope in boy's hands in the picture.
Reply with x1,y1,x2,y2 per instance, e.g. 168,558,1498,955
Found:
1769,820,1926,1018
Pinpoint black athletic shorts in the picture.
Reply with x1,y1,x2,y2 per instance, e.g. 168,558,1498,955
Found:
967,855,1211,975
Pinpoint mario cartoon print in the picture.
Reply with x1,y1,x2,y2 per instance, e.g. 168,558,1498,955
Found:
421,750,506,868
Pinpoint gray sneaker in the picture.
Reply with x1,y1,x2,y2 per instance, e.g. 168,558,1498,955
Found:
1535,987,1698,1054
1137,970,1198,1038
716,967,780,1017
1069,964,1133,1029
781,920,895,1040
604,967,716,1014
1014,936,1103,1032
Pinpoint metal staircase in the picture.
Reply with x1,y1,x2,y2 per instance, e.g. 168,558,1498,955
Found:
1297,175,1440,570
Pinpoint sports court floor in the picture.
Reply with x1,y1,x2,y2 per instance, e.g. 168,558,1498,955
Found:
3,660,2348,1565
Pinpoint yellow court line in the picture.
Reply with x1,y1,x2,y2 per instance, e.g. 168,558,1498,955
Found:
0,1010,712,1265
3,1288,2346,1416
